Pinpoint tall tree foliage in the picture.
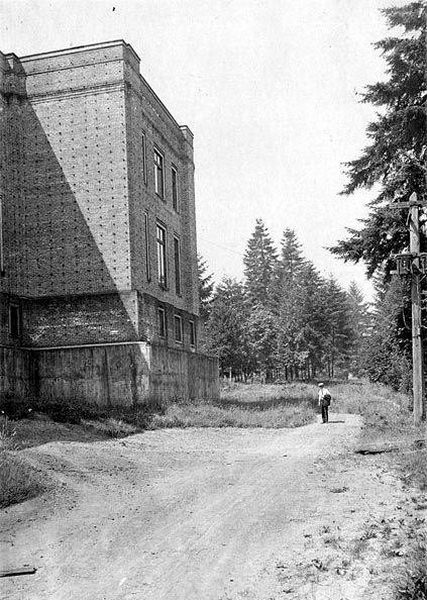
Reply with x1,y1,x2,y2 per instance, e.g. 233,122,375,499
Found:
243,219,278,308
331,3,426,278
197,255,214,322
346,281,371,375
204,278,252,377
274,229,306,378
322,276,353,378
206,223,370,380
360,275,411,390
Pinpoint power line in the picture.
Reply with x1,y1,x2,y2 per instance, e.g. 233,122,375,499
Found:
198,235,245,258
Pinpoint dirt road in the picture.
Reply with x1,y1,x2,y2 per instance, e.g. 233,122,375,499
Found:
1,414,413,599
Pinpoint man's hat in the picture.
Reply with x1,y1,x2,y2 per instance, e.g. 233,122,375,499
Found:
318,382,324,387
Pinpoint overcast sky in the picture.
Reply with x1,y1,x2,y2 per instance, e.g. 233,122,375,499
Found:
1,0,408,300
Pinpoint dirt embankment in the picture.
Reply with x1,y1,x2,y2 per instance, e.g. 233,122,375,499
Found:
1,413,424,600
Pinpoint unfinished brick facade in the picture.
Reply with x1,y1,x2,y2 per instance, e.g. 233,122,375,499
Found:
0,41,200,353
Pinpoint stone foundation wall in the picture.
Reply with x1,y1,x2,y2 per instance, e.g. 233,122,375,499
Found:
0,342,219,408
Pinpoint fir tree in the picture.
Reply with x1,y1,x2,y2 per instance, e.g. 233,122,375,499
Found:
322,276,353,378
246,305,278,380
274,229,306,379
330,3,426,278
197,254,214,322
204,278,252,377
361,275,411,389
295,262,327,379
243,219,278,308
346,281,370,375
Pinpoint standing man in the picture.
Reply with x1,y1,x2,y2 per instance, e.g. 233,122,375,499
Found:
318,382,331,424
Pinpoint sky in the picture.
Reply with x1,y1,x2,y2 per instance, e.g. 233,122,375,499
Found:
0,0,409,300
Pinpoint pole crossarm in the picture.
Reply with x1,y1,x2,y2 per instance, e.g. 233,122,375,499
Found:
387,192,427,210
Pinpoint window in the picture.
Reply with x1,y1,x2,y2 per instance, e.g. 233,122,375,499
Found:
0,194,4,276
141,133,147,183
174,315,183,343
189,320,196,347
174,235,181,296
9,305,20,339
144,212,151,281
171,166,179,211
156,223,167,286
154,149,164,198
158,307,166,338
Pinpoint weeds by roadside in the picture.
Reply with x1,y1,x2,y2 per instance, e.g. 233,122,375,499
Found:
0,415,43,509
395,532,427,600
149,400,314,429
330,381,427,600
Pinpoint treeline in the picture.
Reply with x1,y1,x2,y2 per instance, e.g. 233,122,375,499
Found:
198,220,369,381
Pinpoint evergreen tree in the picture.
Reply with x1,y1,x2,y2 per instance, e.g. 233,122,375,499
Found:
204,278,252,377
322,276,353,378
360,275,411,390
243,219,278,308
294,262,327,379
346,281,370,375
197,254,214,322
274,229,306,379
246,305,278,380
330,3,426,278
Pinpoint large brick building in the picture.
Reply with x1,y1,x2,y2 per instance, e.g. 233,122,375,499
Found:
0,41,217,404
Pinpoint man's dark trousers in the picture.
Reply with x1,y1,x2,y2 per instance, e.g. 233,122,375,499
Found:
321,405,329,423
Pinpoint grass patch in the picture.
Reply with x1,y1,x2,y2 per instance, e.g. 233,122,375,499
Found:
150,400,315,429
82,418,139,438
0,416,43,509
394,532,427,599
220,381,317,408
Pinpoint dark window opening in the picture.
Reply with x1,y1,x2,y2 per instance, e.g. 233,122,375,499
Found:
189,320,196,347
174,315,183,343
174,236,181,296
171,166,178,211
141,133,147,183
154,149,164,198
9,305,20,339
156,223,167,287
145,212,151,281
158,307,166,338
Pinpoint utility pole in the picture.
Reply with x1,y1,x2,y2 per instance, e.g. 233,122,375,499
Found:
392,192,426,424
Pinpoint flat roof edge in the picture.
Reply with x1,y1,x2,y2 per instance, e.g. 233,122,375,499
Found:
16,40,141,64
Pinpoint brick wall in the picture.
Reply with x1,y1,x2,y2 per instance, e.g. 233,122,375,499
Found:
1,41,202,357
125,53,200,319
23,291,139,347
6,46,131,298
139,291,200,351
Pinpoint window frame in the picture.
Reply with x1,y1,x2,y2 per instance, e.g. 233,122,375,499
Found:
189,320,196,348
156,222,167,288
171,165,179,212
9,304,20,339
0,193,4,276
144,212,151,282
158,307,167,339
154,148,165,199
173,235,181,296
141,132,147,184
174,314,183,344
